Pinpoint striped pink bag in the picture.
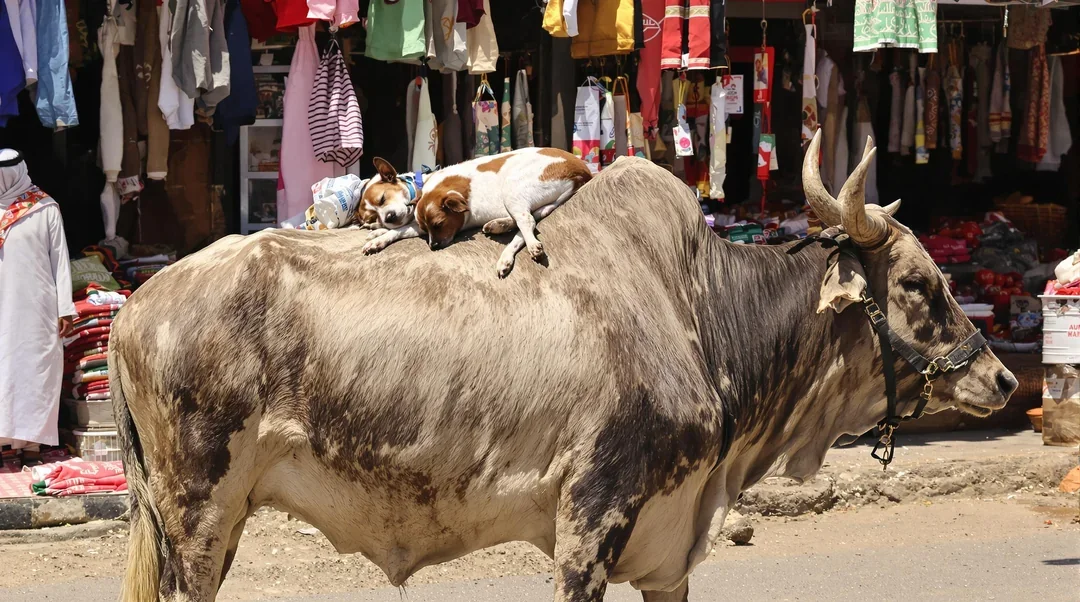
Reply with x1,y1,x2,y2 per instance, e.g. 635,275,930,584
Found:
308,37,364,166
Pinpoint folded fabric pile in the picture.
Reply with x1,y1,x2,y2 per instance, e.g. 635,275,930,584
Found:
63,290,130,402
28,461,126,497
1044,279,1080,296
118,254,174,287
920,235,971,265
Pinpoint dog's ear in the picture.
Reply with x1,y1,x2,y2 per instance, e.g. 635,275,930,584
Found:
442,191,469,213
373,157,397,183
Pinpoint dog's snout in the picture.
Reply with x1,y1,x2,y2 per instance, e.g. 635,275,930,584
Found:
429,241,442,250
996,370,1018,397
384,211,397,223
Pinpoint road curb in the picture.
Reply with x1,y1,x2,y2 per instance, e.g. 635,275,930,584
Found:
0,494,128,531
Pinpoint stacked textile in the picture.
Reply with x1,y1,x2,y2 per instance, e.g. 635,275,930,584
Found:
919,235,971,265
119,254,173,287
63,291,130,403
28,461,126,497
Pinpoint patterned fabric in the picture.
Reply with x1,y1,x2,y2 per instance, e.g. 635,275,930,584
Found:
1017,45,1049,164
1007,6,1051,51
660,0,710,70
924,62,939,149
309,38,364,166
472,81,499,157
989,43,1011,149
945,46,963,161
801,24,817,142
499,77,512,153
0,187,49,249
853,0,938,53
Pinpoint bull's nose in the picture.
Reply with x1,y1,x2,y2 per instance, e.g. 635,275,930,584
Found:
996,370,1018,397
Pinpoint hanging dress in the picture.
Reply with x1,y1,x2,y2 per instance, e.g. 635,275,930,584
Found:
281,24,334,218
0,1,26,127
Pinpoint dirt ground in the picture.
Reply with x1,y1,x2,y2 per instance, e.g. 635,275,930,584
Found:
0,489,1075,601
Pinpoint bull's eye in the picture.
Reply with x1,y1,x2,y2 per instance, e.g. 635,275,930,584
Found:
901,278,927,295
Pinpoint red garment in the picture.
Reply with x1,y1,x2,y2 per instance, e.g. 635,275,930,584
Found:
272,0,315,32
457,0,485,28
637,0,664,136
660,0,709,70
240,0,279,41
1017,45,1050,163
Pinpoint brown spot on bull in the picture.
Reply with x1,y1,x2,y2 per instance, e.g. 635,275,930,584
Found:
538,148,592,188
477,155,510,173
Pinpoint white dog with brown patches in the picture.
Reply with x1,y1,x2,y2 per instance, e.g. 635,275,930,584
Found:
363,148,591,278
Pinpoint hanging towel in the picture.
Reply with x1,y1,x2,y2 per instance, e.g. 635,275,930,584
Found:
852,98,879,204
365,0,425,62
281,24,335,219
571,0,636,59
512,70,534,149
637,0,664,137
709,82,726,200
158,1,195,130
1017,45,1049,164
499,77,512,153
988,43,1010,151
1037,56,1071,172
34,0,79,128
98,11,122,182
466,0,498,74
924,59,939,150
801,23,817,142
472,79,499,157
310,37,364,167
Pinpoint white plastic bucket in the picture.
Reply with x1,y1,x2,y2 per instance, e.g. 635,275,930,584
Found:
1041,295,1080,364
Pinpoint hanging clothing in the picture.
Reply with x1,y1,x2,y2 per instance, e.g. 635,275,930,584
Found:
33,0,77,128
541,0,577,37
924,59,939,150
466,0,498,74
571,0,636,59
500,77,512,152
131,0,168,178
945,52,963,160
853,0,937,54
0,1,26,127
832,105,849,197
4,0,36,85
472,79,498,157
660,0,710,70
98,11,123,182
801,23,817,142
441,74,464,165
708,0,726,68
116,46,144,199
1007,6,1051,51
900,62,915,156
365,0,425,62
1018,45,1050,164
214,0,257,147
821,60,843,194
914,66,927,164
852,97,879,204
171,0,231,115
240,0,278,41
989,43,1011,152
426,0,467,73
281,25,335,218
406,77,437,172
708,82,726,200
158,1,195,130
970,43,991,181
0,151,76,447
637,0,664,137
272,0,316,32
457,0,485,29
512,70,534,149
306,0,359,29
310,38,364,167
1037,56,1071,172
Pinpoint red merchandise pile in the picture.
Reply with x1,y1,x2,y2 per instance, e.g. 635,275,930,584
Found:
63,287,130,403
29,461,126,497
919,221,982,265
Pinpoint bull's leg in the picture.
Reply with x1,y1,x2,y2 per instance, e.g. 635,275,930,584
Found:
552,490,643,601
642,581,690,601
218,507,251,590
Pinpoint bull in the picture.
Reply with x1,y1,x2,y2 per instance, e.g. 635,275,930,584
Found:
111,131,1015,601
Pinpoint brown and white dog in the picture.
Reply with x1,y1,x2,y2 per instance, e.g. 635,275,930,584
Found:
352,157,425,232
364,148,591,278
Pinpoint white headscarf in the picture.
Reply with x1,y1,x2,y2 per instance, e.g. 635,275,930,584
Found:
0,149,34,208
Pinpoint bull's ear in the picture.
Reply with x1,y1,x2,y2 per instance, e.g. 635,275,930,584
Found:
818,252,867,314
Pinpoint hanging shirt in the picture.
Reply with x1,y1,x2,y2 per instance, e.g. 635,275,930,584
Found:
171,0,231,114
240,0,278,41
853,0,938,54
0,1,27,127
457,0,485,29
158,0,196,130
426,0,468,73
4,0,36,85
271,0,315,32
306,0,359,29
214,0,258,146
571,0,636,59
366,0,426,62
637,0,664,136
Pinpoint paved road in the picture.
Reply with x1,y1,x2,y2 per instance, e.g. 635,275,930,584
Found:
2,498,1077,601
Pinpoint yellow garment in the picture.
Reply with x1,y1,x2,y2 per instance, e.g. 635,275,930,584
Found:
571,0,635,58
543,0,570,38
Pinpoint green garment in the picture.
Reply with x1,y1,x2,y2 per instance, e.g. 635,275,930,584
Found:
853,0,938,54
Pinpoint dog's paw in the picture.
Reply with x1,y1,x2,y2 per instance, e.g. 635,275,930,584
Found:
483,218,515,235
363,239,387,255
363,228,388,241
527,241,546,261
496,257,515,279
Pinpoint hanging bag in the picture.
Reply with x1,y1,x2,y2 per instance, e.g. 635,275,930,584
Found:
411,75,438,173
472,76,499,157
572,77,602,173
512,69,535,149
612,76,635,158
599,76,617,167
309,37,364,166
500,76,513,153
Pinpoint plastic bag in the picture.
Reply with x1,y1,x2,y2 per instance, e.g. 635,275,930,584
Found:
311,175,366,229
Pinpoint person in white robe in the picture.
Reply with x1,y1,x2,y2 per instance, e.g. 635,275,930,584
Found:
0,149,76,453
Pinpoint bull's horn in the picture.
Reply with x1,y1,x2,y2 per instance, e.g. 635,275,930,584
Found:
881,199,901,216
801,129,842,227
838,142,889,247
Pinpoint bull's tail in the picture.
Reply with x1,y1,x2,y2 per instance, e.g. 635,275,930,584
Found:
112,348,164,602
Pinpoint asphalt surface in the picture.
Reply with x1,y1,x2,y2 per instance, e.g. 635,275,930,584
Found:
2,497,1076,602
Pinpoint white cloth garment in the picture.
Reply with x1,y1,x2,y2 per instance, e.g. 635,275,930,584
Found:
98,13,122,182
1037,56,1072,172
406,77,437,173
426,0,467,72
815,53,844,110
466,0,498,74
801,23,816,141
709,83,727,200
0,150,76,447
563,0,579,36
157,2,195,130
4,0,37,85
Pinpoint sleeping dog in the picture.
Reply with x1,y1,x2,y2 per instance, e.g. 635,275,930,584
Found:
353,157,425,238
363,148,591,278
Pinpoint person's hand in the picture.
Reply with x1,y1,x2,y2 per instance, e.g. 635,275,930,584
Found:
58,316,73,338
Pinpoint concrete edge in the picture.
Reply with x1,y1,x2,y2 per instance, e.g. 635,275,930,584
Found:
0,494,129,532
